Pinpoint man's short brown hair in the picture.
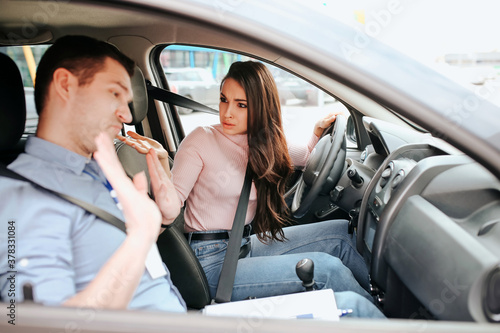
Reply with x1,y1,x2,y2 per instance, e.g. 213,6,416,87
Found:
34,35,135,115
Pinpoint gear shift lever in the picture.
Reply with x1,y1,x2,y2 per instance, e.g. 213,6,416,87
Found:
296,258,316,291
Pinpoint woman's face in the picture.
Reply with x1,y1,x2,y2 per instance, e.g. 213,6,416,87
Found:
219,78,248,135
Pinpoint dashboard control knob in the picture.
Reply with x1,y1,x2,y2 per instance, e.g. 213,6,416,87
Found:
380,165,393,188
391,171,405,189
381,167,392,178
348,168,363,187
330,185,344,202
485,268,500,322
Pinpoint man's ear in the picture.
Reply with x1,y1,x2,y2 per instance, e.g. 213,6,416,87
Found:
52,68,77,103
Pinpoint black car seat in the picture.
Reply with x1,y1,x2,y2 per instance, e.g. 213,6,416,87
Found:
0,53,26,302
0,53,27,165
115,67,211,309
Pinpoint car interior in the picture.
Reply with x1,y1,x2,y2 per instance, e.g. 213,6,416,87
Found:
1,0,500,331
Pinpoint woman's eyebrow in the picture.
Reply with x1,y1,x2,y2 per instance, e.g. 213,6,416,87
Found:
220,91,247,102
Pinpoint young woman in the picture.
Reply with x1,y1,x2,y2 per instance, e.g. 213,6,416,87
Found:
121,61,383,317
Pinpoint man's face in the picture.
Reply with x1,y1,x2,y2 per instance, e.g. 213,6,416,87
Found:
70,57,133,155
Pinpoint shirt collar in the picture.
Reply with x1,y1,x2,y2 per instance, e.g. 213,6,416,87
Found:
25,136,92,175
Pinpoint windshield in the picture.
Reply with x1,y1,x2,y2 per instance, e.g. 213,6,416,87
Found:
305,0,500,108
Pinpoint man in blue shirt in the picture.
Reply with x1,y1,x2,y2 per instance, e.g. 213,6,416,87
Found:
0,35,186,312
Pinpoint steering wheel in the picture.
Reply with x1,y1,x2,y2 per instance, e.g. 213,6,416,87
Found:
290,115,347,218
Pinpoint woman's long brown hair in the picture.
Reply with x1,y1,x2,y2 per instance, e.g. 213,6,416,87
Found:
222,61,293,243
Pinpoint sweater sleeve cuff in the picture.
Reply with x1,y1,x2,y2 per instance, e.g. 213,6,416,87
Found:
308,133,320,151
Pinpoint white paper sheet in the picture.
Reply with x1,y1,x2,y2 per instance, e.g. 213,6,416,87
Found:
203,289,339,321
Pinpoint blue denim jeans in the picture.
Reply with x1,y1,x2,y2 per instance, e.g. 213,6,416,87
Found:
187,220,384,318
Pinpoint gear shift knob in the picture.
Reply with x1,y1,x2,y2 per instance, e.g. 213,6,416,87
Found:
296,258,315,291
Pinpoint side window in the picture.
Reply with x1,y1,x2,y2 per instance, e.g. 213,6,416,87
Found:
160,45,350,146
1,45,49,134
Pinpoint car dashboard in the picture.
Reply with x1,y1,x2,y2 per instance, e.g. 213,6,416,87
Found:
350,117,500,322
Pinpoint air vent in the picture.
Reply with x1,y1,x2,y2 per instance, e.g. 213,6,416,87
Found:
478,220,499,236
391,170,405,189
485,267,500,322
379,163,393,188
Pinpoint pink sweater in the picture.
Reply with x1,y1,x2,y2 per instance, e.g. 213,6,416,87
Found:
171,124,319,232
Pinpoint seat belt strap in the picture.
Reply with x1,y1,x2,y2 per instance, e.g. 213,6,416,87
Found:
214,166,253,303
0,164,126,233
147,84,218,114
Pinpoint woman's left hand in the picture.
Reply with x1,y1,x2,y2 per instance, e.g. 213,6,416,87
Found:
117,131,172,178
313,111,344,137
117,131,169,161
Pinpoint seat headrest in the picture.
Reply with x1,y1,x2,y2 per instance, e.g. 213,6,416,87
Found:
0,53,26,150
128,66,148,125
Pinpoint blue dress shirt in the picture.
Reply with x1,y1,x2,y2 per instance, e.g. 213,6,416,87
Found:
0,136,186,312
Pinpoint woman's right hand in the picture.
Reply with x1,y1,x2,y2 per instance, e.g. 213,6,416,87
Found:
146,149,181,224
117,131,169,161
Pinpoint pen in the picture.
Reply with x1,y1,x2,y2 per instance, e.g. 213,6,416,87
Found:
338,308,353,317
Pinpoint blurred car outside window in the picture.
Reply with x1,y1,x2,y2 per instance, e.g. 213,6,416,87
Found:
164,67,220,114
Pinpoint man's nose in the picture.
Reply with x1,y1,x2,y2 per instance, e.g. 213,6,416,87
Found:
117,102,133,124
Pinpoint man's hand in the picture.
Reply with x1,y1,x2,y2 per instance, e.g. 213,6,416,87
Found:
64,133,165,310
94,132,162,242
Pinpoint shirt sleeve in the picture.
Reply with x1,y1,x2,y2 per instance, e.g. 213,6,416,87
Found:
171,127,206,204
287,132,319,168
